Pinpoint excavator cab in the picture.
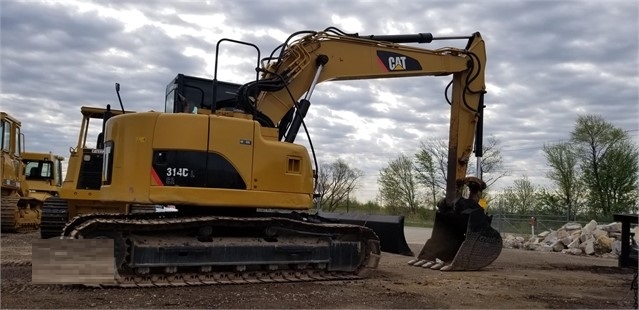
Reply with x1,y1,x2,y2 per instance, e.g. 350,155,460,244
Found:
164,74,242,114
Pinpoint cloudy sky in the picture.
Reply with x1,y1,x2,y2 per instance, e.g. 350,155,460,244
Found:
1,0,637,202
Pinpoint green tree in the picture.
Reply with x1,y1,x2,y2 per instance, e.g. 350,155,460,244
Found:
414,148,439,210
415,139,448,193
378,154,420,214
571,114,639,217
317,159,363,212
536,187,568,216
596,139,639,215
542,142,584,220
494,175,539,214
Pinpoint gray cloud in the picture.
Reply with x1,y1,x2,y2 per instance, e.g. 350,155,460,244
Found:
1,0,637,202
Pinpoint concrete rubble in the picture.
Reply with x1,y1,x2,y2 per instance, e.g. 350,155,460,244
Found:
501,219,639,257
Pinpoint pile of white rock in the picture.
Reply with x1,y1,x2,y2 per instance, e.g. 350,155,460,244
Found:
502,220,639,257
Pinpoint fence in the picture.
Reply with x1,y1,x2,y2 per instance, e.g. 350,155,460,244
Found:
491,213,567,237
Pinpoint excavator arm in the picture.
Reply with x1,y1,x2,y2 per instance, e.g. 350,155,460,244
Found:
249,30,486,205
232,29,501,270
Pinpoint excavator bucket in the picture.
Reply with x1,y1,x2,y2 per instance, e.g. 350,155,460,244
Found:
411,207,502,270
318,211,414,256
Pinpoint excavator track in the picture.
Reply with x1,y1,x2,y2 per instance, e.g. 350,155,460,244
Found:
110,267,363,287
1,196,19,232
1,196,39,233
40,197,69,239
61,211,381,287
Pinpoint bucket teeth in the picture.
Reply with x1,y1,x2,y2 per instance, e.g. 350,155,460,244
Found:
421,261,436,268
407,258,419,265
440,265,453,271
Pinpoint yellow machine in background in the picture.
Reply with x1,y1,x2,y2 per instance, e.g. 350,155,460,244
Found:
0,114,36,231
21,151,65,234
0,112,36,232
39,27,502,286
1,112,66,233
22,152,64,202
40,106,131,239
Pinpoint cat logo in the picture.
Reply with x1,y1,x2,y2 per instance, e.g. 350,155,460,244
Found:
388,56,407,70
377,51,422,72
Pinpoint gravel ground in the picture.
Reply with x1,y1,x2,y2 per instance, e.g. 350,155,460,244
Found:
1,231,637,309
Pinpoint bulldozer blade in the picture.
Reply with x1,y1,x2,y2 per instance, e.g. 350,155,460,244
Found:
416,208,502,270
318,211,414,256
32,238,115,285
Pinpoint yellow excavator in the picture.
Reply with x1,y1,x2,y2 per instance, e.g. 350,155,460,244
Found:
1,112,66,233
38,27,501,286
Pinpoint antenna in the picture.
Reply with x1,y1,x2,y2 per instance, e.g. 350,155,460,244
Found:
115,83,125,113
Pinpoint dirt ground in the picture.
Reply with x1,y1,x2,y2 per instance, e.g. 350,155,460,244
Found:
1,231,637,309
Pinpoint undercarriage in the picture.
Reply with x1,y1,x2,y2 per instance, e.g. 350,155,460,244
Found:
1,196,41,233
47,204,381,287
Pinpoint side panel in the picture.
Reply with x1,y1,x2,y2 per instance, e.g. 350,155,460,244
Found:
102,112,313,209
251,125,314,195
60,152,81,195
100,112,162,204
151,150,245,189
0,148,20,193
208,116,253,189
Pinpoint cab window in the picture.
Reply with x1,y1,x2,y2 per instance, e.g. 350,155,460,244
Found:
25,160,53,179
1,120,9,152
15,127,21,156
165,89,175,113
